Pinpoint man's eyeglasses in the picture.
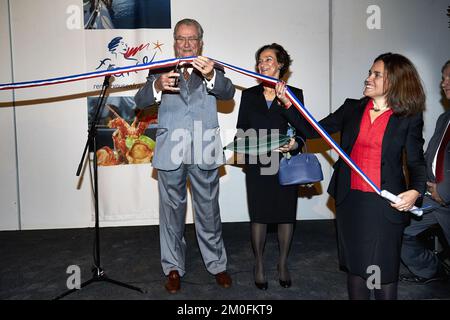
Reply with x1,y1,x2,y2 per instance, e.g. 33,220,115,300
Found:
175,37,200,44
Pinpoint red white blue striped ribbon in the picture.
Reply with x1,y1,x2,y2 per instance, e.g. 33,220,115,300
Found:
214,58,424,215
0,56,423,215
283,85,424,215
213,58,382,193
0,57,192,90
284,89,381,193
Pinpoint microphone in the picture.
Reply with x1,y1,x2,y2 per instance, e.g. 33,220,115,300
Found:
103,75,111,87
103,65,114,87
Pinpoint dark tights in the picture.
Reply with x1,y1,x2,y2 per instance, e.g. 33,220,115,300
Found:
251,222,293,283
347,273,398,300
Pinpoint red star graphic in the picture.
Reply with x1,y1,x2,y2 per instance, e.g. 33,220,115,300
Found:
153,40,164,53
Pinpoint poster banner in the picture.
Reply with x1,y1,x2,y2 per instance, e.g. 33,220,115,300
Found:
84,0,172,221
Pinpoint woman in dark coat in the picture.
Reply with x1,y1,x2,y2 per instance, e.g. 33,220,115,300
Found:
276,53,427,299
236,43,305,290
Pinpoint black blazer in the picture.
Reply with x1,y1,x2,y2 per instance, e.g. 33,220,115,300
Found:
285,97,427,208
425,110,450,204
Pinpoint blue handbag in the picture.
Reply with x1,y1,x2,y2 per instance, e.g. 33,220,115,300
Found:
278,137,323,186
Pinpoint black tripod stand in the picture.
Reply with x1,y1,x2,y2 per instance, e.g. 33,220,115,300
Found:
54,74,145,299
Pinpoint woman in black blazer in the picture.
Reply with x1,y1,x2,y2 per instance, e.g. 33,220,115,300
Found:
236,43,304,290
276,53,427,299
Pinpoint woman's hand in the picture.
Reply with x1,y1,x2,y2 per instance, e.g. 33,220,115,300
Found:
275,81,292,108
275,138,298,153
390,189,420,212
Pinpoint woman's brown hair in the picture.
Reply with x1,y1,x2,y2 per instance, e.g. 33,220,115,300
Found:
374,53,425,116
255,43,292,79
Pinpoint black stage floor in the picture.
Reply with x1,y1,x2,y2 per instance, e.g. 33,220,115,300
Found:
1,220,449,301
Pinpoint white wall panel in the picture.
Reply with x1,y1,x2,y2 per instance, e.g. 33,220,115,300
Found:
332,0,450,143
10,0,92,229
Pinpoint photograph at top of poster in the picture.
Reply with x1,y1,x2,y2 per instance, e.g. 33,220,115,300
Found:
83,0,171,29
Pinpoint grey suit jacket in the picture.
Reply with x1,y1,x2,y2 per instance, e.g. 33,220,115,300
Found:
425,110,450,204
134,67,235,170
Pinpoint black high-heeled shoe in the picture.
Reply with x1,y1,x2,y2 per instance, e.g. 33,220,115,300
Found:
277,264,292,288
253,266,268,290
255,281,268,290
279,279,291,288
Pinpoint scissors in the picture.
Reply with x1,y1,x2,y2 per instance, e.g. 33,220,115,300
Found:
173,59,181,87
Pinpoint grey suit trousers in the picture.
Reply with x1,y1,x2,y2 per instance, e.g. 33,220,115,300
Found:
401,196,450,278
158,164,227,277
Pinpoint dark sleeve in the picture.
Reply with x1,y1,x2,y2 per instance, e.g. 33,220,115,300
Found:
281,87,305,155
283,97,356,139
236,90,250,132
210,69,235,100
281,88,317,137
134,72,158,109
234,90,253,163
405,112,427,195
291,136,305,156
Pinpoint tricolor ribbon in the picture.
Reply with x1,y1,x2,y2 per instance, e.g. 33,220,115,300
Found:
0,56,425,215
211,59,425,215
0,57,193,90
283,86,425,216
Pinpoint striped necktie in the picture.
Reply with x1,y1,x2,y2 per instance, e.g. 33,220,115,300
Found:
183,66,190,81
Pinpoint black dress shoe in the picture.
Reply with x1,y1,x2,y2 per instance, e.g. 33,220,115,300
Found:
279,279,292,288
400,272,448,284
255,281,268,290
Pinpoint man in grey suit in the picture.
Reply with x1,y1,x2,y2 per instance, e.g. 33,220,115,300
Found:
400,60,450,284
134,18,235,293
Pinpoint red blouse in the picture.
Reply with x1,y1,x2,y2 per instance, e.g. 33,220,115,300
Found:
350,100,393,192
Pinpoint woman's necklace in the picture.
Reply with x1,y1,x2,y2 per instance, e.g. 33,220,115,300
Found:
372,100,388,112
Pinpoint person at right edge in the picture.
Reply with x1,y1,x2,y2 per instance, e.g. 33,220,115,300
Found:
276,53,427,299
400,60,450,284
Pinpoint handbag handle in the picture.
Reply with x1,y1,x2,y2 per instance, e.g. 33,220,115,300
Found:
287,126,308,153
294,135,308,153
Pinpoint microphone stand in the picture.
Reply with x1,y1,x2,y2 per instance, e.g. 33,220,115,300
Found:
54,74,145,299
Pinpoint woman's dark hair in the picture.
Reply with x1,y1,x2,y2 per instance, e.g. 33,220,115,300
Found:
442,59,450,73
374,52,425,116
255,43,292,78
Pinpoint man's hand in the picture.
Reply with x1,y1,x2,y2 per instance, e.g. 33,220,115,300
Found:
426,181,445,205
154,71,181,93
192,56,215,80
